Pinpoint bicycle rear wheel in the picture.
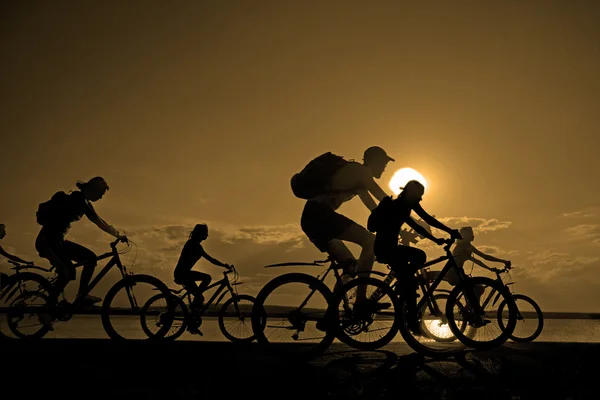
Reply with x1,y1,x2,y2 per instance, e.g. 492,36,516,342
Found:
140,292,188,341
2,273,55,340
101,274,173,340
498,293,544,343
251,273,335,360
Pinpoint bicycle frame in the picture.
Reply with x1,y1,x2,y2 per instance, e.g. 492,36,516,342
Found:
369,244,486,318
63,242,130,308
176,269,243,315
454,263,519,319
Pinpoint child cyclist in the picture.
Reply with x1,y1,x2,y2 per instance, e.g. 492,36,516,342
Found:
173,223,232,333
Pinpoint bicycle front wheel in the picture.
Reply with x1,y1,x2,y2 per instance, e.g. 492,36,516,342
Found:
498,294,544,343
397,291,467,359
101,274,174,340
218,294,256,343
331,276,401,350
251,273,335,360
445,276,518,350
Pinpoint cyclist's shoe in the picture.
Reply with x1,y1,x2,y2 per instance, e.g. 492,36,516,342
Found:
354,298,391,316
39,313,55,331
77,294,102,305
187,317,204,336
188,326,204,336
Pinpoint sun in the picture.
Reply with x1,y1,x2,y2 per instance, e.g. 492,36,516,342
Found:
388,168,428,195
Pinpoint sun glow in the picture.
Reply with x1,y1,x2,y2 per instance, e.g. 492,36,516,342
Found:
388,168,428,195
422,320,455,340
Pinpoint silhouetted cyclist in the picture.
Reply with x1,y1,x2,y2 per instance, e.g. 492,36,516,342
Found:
368,180,462,335
34,177,128,305
293,146,395,295
427,226,511,294
173,223,232,334
0,223,35,290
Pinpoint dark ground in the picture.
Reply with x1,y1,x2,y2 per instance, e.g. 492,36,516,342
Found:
2,338,598,400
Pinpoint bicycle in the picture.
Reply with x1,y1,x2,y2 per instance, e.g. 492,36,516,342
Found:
250,257,402,360
332,238,520,358
465,261,544,343
4,237,173,340
140,264,257,342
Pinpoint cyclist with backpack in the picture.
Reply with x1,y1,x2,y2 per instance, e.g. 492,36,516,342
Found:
291,146,395,295
34,177,128,305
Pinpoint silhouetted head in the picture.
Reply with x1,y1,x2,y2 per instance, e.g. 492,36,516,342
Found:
399,180,425,203
0,224,5,239
189,224,209,242
77,177,109,202
458,226,474,243
363,146,394,179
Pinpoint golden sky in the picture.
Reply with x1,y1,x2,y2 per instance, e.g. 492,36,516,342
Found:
1,1,599,312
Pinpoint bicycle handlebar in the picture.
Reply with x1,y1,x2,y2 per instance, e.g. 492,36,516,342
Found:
225,264,236,273
109,236,129,248
441,238,456,252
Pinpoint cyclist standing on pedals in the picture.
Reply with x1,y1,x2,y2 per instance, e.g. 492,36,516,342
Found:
0,223,35,290
294,146,395,295
35,177,128,307
173,223,232,334
367,180,462,335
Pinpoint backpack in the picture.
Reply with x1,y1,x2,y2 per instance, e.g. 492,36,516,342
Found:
367,196,394,233
290,152,349,199
36,191,70,226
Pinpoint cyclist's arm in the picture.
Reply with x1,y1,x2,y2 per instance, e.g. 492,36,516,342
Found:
470,256,493,271
413,204,454,234
84,202,123,238
406,217,438,242
0,245,30,264
472,247,508,263
202,249,228,268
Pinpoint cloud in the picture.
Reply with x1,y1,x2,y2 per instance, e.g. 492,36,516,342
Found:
565,224,600,245
520,250,600,282
435,217,512,233
477,245,520,256
562,206,599,218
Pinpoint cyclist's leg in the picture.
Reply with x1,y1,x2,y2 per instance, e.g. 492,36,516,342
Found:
35,232,72,299
335,223,375,301
62,241,99,303
300,201,359,275
387,245,427,330
187,271,211,309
